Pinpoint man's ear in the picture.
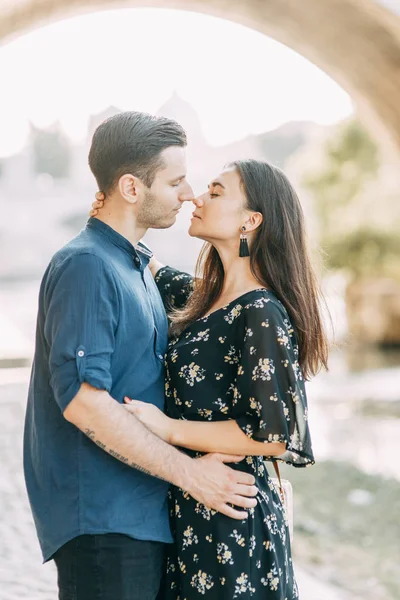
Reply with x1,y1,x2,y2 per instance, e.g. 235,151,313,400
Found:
118,174,143,204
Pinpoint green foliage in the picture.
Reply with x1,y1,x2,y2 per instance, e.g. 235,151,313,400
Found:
303,119,399,279
327,229,400,279
31,122,71,179
304,120,379,228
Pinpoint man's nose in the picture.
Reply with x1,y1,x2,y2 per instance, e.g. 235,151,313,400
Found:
179,182,195,203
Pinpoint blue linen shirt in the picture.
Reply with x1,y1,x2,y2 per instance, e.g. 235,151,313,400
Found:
23,217,172,562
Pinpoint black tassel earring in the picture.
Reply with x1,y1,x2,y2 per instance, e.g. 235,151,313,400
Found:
239,226,250,257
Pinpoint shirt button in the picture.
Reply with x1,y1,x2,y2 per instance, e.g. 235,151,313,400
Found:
134,257,140,266
158,354,164,361
78,350,85,357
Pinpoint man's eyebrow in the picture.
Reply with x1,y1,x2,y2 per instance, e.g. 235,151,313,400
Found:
208,181,225,190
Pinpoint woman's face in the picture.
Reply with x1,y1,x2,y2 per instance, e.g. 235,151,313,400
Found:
189,167,249,243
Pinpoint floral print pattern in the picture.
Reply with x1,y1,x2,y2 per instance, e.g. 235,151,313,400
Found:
155,267,315,599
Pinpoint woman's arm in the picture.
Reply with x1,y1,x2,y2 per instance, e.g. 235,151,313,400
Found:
170,418,286,457
154,266,194,312
148,256,165,279
123,399,285,457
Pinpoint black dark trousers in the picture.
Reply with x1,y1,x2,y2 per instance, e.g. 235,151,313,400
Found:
53,534,165,600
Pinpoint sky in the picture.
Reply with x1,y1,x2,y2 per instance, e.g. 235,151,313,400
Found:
0,8,353,158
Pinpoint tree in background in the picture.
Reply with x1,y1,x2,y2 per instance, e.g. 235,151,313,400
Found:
31,122,71,179
304,119,400,345
304,119,400,281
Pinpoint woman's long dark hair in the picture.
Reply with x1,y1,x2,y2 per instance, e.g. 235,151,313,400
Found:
170,159,329,379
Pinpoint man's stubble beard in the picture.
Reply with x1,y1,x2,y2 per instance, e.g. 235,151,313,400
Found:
137,189,176,230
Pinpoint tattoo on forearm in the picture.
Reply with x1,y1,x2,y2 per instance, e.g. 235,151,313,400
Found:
84,428,106,451
130,462,153,477
109,448,129,463
83,428,164,479
85,428,95,440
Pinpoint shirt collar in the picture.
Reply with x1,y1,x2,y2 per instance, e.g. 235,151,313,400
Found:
86,217,153,267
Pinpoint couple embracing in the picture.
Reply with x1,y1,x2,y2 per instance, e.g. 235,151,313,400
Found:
24,111,328,599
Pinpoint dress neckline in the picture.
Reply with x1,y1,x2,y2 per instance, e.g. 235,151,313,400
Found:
199,288,271,321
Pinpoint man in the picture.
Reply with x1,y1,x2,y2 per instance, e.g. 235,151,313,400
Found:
24,112,257,600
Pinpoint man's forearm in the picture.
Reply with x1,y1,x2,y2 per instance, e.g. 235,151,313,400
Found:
64,383,193,489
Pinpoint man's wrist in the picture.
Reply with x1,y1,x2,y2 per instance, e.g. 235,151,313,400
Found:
171,451,197,493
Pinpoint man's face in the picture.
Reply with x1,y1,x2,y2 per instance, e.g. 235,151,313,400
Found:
136,146,194,229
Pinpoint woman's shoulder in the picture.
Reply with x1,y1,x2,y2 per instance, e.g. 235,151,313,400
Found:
241,288,288,320
240,289,298,348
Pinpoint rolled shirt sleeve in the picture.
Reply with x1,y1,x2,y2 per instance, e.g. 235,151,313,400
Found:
44,253,119,412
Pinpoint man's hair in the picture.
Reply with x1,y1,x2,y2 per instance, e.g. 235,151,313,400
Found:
88,111,187,193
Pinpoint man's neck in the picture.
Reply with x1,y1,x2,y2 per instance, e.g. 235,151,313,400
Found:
94,208,146,247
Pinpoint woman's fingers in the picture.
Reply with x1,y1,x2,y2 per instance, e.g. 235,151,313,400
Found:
89,193,105,217
124,398,146,407
123,397,137,412
123,397,143,413
92,200,104,209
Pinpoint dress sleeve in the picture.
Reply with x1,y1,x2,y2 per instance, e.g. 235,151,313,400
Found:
235,296,314,467
154,266,194,311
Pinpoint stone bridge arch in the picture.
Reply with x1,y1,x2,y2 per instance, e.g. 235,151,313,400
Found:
1,0,400,153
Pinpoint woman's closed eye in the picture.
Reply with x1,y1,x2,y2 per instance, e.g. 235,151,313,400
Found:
209,193,219,198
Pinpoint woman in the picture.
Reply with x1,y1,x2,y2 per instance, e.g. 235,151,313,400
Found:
92,159,328,599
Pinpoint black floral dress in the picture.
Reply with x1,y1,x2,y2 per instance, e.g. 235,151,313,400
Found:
155,267,314,600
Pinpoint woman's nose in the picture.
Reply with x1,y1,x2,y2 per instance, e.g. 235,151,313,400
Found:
193,195,205,207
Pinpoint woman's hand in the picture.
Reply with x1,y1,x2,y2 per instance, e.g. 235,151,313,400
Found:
89,191,105,217
124,398,174,443
148,256,165,278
